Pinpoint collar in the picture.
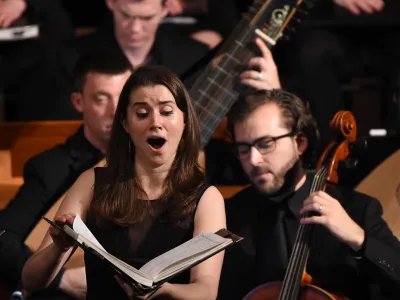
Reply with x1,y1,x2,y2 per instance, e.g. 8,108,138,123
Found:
66,126,103,170
287,172,314,219
255,171,315,219
98,23,166,66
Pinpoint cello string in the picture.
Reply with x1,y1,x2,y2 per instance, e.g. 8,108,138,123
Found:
287,168,327,299
286,168,326,300
279,169,321,299
279,169,323,299
280,168,327,299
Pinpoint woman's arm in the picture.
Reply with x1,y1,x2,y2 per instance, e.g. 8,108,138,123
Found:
21,168,95,293
159,185,227,300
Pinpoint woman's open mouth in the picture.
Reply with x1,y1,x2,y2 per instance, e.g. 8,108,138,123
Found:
147,137,166,151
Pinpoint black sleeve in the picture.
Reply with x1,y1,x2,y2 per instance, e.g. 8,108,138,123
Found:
0,160,55,238
356,196,400,296
0,149,72,289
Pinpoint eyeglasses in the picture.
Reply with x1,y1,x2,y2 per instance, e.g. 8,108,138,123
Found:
233,130,297,159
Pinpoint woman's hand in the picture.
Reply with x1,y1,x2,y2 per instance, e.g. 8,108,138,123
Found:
49,213,76,251
114,275,167,299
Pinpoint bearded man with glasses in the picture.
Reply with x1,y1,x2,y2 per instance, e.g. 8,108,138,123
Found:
218,89,400,300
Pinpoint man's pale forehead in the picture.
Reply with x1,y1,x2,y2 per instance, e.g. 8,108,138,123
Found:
116,0,163,13
115,0,164,5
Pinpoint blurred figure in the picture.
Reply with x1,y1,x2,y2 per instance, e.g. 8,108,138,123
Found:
5,0,212,121
283,0,400,148
0,49,132,300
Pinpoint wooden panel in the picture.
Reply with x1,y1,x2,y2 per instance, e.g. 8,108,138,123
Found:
0,151,12,179
0,121,82,177
355,149,400,240
0,179,23,209
217,185,247,199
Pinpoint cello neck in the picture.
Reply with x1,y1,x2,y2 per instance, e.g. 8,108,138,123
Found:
278,168,328,300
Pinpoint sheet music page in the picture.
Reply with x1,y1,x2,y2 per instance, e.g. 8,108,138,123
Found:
140,232,229,279
79,238,152,286
73,215,106,251
155,241,230,282
67,216,152,285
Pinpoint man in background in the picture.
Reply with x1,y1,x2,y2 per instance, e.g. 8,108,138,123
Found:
9,0,210,121
0,49,132,300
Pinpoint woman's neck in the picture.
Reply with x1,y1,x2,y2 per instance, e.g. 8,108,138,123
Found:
134,160,173,200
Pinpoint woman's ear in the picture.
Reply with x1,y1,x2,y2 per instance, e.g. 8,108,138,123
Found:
296,133,308,156
121,119,129,133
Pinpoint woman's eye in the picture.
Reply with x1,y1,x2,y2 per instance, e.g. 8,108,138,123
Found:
136,112,149,119
161,110,173,116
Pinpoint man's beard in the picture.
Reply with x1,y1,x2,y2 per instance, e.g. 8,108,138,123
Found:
250,153,301,200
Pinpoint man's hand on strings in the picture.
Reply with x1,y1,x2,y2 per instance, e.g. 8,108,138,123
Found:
114,275,168,299
240,37,281,91
300,191,365,251
334,0,384,15
49,213,76,251
0,0,27,28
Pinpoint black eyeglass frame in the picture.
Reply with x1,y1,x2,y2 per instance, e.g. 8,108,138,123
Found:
232,129,297,159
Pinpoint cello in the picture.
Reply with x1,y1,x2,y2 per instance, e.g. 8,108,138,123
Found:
243,110,357,300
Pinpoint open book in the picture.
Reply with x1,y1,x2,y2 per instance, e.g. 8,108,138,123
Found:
43,216,243,293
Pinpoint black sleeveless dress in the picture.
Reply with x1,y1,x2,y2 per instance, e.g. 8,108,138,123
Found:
84,167,209,299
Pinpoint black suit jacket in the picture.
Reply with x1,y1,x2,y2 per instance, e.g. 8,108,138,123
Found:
218,183,400,300
0,126,102,289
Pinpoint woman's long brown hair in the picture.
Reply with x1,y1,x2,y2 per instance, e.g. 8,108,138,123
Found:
89,65,206,226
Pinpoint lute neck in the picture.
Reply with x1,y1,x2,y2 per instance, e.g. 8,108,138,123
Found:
189,0,268,149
